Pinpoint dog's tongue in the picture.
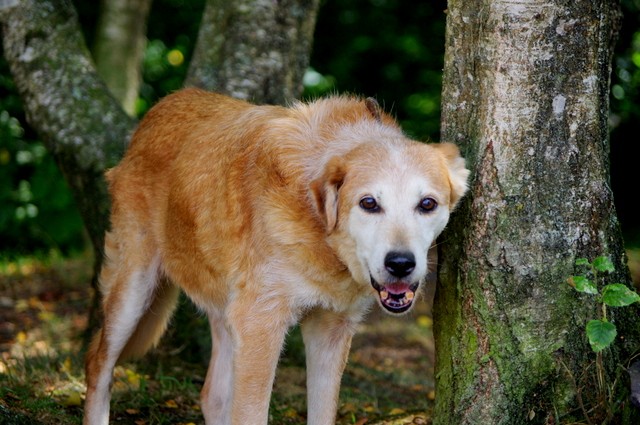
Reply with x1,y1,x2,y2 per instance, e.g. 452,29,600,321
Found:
383,282,412,295
379,282,414,313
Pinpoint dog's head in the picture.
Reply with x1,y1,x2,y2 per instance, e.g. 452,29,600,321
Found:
311,138,469,314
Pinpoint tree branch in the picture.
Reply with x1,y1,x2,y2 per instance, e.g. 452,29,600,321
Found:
93,0,153,116
186,0,320,104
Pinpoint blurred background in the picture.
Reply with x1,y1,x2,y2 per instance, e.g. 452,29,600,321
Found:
1,0,639,258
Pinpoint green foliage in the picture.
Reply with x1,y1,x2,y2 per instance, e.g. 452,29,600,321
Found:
610,1,640,242
569,256,640,352
308,0,447,140
0,62,85,255
586,319,617,353
601,283,640,307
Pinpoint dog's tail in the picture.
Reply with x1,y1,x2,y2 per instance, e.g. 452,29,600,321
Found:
89,279,180,363
88,278,180,363
118,277,180,361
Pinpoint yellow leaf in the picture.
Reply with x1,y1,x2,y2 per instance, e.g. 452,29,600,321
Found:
16,331,27,343
282,407,299,418
125,368,142,388
427,390,436,400
38,310,56,321
15,299,29,312
417,315,433,328
339,402,358,415
165,399,178,408
60,357,72,374
389,407,405,415
60,390,83,407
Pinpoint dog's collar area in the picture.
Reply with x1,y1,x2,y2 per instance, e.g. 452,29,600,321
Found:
370,277,418,314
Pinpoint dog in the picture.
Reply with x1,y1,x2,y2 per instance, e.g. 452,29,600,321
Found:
83,88,469,425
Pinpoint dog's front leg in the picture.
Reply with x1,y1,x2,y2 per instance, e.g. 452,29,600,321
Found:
301,309,358,425
226,297,291,425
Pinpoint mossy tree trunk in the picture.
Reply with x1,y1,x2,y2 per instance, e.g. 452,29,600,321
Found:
434,1,640,424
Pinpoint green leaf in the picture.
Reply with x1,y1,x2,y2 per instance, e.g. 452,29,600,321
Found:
586,319,617,352
593,256,615,273
575,258,591,266
571,276,598,294
601,284,640,307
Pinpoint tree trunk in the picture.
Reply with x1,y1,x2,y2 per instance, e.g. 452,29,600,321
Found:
434,1,639,424
0,0,134,259
93,0,153,116
185,0,320,104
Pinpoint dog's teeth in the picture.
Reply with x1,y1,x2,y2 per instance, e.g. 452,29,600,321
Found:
406,291,414,301
380,290,389,300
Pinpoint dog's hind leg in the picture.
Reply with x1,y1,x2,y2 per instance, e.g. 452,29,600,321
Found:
201,309,233,425
301,308,358,425
84,236,164,425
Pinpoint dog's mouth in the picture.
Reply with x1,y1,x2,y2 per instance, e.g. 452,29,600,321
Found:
370,277,418,314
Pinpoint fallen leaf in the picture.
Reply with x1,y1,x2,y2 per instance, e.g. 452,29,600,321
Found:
388,407,405,415
282,407,299,418
60,357,73,374
165,399,178,408
60,390,82,407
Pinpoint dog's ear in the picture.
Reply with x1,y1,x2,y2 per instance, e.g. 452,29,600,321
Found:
432,142,470,210
311,157,345,233
365,97,382,123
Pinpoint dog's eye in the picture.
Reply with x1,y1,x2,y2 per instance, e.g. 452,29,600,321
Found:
418,197,437,213
359,196,380,212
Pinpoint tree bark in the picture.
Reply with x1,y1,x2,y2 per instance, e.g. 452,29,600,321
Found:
0,0,135,258
434,1,639,424
93,0,153,116
185,0,320,104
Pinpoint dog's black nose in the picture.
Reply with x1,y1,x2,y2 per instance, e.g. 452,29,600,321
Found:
384,252,416,278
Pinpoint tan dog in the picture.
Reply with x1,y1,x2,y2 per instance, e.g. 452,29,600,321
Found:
83,88,469,425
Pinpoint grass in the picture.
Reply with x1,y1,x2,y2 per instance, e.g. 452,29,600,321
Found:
0,252,436,425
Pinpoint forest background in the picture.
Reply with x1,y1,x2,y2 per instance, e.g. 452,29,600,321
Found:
2,0,639,256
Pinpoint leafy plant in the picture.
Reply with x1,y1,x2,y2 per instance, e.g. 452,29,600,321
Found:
568,255,640,352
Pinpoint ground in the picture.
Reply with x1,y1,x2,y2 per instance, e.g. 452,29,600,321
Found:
0,252,439,425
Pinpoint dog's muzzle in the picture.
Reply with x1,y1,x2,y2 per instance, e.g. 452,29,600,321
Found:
370,277,419,314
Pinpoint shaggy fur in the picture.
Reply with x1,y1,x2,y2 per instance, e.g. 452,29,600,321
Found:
83,88,469,425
